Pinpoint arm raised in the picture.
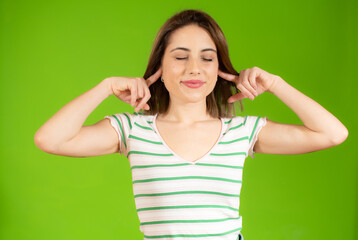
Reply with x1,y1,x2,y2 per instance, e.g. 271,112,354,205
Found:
219,67,348,156
254,76,348,156
47,118,120,157
34,78,119,157
34,69,162,157
254,119,339,155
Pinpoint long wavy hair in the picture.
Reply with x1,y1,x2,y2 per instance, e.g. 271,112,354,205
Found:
141,9,244,118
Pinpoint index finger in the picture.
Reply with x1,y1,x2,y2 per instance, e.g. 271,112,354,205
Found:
146,67,162,87
218,69,237,82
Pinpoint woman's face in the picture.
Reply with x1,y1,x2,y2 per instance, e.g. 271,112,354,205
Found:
161,24,219,104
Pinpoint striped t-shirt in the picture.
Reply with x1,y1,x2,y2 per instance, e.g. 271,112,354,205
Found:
104,112,267,240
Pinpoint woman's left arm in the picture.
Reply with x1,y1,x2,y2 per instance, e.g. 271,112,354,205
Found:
255,75,348,155
218,67,349,155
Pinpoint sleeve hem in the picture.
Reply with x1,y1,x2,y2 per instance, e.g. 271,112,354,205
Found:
248,116,267,159
104,115,122,154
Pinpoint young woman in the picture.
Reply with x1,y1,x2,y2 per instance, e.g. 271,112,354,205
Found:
34,9,348,240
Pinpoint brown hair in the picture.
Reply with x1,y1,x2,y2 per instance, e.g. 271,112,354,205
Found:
141,9,244,118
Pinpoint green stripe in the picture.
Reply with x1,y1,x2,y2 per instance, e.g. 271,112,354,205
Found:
222,119,245,136
127,151,173,158
131,163,190,169
123,112,132,129
112,114,127,149
219,136,248,144
210,152,246,156
137,204,239,212
143,227,242,238
128,134,163,144
134,190,240,198
227,122,245,132
134,122,155,131
133,176,242,184
140,216,241,225
133,111,144,115
127,150,247,160
195,163,243,169
131,163,243,170
224,118,233,124
249,117,261,143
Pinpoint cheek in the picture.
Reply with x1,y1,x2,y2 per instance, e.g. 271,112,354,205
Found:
209,62,219,73
164,62,183,78
207,67,218,88
207,66,218,80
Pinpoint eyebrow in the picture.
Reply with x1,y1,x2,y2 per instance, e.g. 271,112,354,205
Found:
170,47,217,53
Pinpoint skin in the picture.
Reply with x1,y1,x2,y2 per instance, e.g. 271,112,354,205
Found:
217,67,349,154
158,24,219,124
33,23,348,158
138,24,349,156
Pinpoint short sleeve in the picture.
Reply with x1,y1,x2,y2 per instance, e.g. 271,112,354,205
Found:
104,112,133,156
245,115,267,159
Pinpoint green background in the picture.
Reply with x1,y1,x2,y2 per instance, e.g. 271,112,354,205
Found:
1,0,357,239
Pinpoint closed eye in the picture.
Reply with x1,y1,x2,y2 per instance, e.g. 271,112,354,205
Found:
176,57,213,62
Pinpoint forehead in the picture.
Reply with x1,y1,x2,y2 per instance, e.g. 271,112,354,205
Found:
167,25,216,50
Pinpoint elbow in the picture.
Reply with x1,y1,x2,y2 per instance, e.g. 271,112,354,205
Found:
34,131,57,154
331,127,349,146
34,131,43,149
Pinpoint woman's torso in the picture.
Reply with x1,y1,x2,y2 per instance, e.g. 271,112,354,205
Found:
155,115,222,163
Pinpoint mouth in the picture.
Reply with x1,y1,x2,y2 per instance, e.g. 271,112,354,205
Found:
181,79,204,84
181,80,205,88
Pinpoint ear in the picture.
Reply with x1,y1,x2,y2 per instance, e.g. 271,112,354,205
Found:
159,64,164,79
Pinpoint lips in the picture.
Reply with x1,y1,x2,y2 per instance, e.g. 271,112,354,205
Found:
181,80,205,88
181,80,204,84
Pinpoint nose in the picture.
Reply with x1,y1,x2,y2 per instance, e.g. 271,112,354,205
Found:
186,57,201,76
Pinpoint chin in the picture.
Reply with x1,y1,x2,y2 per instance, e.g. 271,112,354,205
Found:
183,93,209,103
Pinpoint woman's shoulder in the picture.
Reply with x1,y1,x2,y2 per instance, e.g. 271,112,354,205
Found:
110,111,155,122
132,111,156,124
104,111,156,133
222,115,245,125
223,115,266,128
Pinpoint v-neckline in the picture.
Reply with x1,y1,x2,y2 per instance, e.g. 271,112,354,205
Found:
152,113,225,165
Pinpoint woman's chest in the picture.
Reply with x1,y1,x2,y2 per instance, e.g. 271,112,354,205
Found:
155,120,223,163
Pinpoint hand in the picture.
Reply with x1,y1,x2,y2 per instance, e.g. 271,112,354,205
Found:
218,66,279,103
107,67,162,112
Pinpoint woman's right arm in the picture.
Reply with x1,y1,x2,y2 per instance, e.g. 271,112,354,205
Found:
34,68,161,157
34,78,121,157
